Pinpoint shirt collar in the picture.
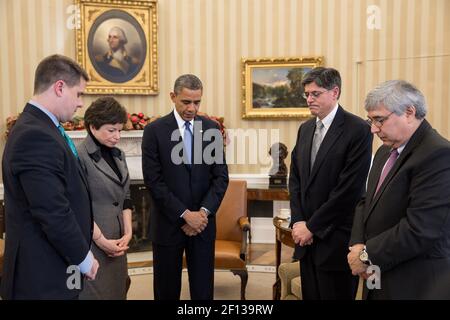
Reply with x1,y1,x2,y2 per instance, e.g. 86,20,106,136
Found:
29,100,59,127
396,143,407,155
173,109,194,131
317,103,339,130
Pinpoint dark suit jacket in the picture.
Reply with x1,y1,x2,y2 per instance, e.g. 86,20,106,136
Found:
1,104,93,300
289,106,373,270
142,112,229,245
350,120,450,299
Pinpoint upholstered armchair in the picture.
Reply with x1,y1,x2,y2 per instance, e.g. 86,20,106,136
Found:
214,180,250,300
278,261,302,300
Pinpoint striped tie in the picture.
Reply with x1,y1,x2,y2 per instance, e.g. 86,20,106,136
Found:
374,148,399,195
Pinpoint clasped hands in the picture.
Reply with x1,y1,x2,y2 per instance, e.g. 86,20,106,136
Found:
291,221,314,246
95,233,132,258
182,209,208,236
347,243,370,279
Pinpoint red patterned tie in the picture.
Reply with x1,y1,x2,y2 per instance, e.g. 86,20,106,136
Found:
375,148,399,195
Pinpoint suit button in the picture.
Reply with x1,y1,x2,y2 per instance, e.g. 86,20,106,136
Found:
113,202,119,206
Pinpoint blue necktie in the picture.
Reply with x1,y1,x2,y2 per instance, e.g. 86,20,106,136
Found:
184,121,193,165
58,125,79,158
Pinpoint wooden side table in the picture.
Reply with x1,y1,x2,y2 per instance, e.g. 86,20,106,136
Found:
246,186,289,243
247,186,289,202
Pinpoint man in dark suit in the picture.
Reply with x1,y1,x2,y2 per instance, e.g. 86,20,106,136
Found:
1,54,98,299
348,80,450,299
142,74,229,300
289,67,373,300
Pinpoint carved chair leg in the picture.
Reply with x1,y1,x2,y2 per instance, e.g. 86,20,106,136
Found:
231,269,248,300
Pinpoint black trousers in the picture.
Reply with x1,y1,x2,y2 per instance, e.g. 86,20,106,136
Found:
300,252,358,300
152,236,215,300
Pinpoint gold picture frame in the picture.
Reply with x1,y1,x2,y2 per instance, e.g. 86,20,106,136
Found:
75,0,158,95
242,57,323,119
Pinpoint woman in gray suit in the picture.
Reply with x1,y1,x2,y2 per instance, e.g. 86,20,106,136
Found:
78,97,132,299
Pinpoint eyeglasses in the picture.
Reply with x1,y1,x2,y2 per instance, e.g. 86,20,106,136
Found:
302,90,330,99
366,112,395,128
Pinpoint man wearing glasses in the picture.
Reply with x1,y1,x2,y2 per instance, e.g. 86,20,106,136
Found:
289,67,373,299
348,80,450,299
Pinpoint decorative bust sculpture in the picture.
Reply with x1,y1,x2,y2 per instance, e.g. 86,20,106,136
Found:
269,142,289,187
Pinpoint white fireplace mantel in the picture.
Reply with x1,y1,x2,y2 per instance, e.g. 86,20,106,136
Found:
67,130,143,157
67,130,144,180
1,130,273,197
1,131,280,243
66,130,273,186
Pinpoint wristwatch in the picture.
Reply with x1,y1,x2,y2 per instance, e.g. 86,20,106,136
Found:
359,246,372,265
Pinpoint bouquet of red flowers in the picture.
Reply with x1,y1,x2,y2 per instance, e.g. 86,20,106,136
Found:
61,116,85,131
125,112,159,130
197,112,229,146
5,114,20,138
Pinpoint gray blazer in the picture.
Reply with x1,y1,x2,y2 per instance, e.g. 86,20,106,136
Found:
77,134,131,239
77,133,131,299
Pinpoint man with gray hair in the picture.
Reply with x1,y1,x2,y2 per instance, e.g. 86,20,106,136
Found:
348,80,450,299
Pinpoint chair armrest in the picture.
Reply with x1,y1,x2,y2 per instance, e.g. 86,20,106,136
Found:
278,262,300,300
238,217,250,260
238,217,250,232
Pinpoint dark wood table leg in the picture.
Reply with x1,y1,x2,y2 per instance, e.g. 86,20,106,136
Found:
273,233,281,300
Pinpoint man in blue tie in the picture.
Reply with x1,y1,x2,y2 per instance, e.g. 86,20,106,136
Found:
183,121,193,165
142,74,229,300
1,54,98,299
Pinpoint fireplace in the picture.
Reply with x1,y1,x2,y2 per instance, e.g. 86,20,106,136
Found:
129,181,152,252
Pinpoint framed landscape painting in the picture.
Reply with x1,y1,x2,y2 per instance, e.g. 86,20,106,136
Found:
242,57,323,119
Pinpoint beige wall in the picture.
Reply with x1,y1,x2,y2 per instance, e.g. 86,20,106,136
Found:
0,0,449,175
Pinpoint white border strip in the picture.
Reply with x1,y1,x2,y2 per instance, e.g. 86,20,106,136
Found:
128,265,275,276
